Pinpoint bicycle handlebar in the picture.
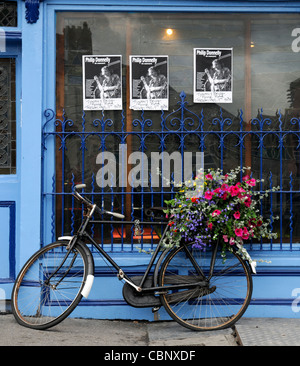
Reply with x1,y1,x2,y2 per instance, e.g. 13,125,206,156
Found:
73,184,125,219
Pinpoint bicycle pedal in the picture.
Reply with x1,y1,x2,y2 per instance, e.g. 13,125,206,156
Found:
152,306,161,313
155,290,169,295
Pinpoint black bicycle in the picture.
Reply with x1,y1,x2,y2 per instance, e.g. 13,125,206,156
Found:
11,184,253,331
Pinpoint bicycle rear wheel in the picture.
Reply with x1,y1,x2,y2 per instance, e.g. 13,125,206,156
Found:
11,240,88,330
158,242,253,331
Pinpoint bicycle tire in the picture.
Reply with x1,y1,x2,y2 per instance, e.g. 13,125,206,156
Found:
11,240,88,330
158,242,253,331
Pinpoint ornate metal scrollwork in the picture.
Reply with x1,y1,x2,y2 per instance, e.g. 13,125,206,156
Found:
24,0,44,24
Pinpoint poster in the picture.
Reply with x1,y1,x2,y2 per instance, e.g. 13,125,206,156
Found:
194,48,233,103
82,55,122,110
130,55,169,110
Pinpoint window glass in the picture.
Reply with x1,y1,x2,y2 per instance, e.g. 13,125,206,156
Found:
0,1,17,27
56,12,246,189
57,12,246,120
0,58,16,174
251,17,300,116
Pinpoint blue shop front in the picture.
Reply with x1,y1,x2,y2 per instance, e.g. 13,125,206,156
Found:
1,0,300,319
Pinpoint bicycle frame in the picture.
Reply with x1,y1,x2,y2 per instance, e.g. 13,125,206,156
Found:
53,185,217,302
83,225,210,294
61,212,211,298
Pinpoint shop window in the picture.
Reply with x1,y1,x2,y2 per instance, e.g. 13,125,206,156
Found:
0,1,17,27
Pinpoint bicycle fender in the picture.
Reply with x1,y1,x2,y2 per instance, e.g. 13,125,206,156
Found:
58,235,73,243
58,236,95,298
235,244,257,274
79,241,95,298
81,274,94,298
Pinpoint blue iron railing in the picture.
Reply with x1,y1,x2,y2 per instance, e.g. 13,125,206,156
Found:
41,91,300,252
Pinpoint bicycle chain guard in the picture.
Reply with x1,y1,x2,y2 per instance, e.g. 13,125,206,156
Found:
122,276,161,308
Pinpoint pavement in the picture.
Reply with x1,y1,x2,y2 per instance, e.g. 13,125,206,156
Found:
1,313,300,348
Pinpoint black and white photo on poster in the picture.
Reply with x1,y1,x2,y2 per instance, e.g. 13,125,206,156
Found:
194,48,232,103
130,56,168,110
82,55,122,110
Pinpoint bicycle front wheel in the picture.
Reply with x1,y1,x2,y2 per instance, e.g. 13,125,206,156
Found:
11,240,88,330
158,243,253,331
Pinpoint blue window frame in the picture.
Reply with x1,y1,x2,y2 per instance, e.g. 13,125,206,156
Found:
0,3,20,291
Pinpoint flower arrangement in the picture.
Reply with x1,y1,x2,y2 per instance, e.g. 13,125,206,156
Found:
163,167,278,257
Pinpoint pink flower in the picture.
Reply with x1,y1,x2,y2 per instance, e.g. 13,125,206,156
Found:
242,175,250,181
212,209,221,217
238,188,246,198
221,183,229,191
204,191,213,200
242,227,249,240
229,185,240,197
223,235,228,242
206,174,213,180
246,178,256,187
235,228,243,237
213,187,221,195
229,237,235,245
233,211,241,219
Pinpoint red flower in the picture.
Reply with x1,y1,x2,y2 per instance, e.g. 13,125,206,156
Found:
204,191,213,200
207,222,213,230
168,221,175,227
235,228,243,237
244,196,252,207
221,192,228,200
213,187,221,195
233,211,241,219
242,227,249,240
248,219,255,228
229,185,240,197
206,174,213,180
249,218,262,227
221,183,229,191
238,188,246,199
